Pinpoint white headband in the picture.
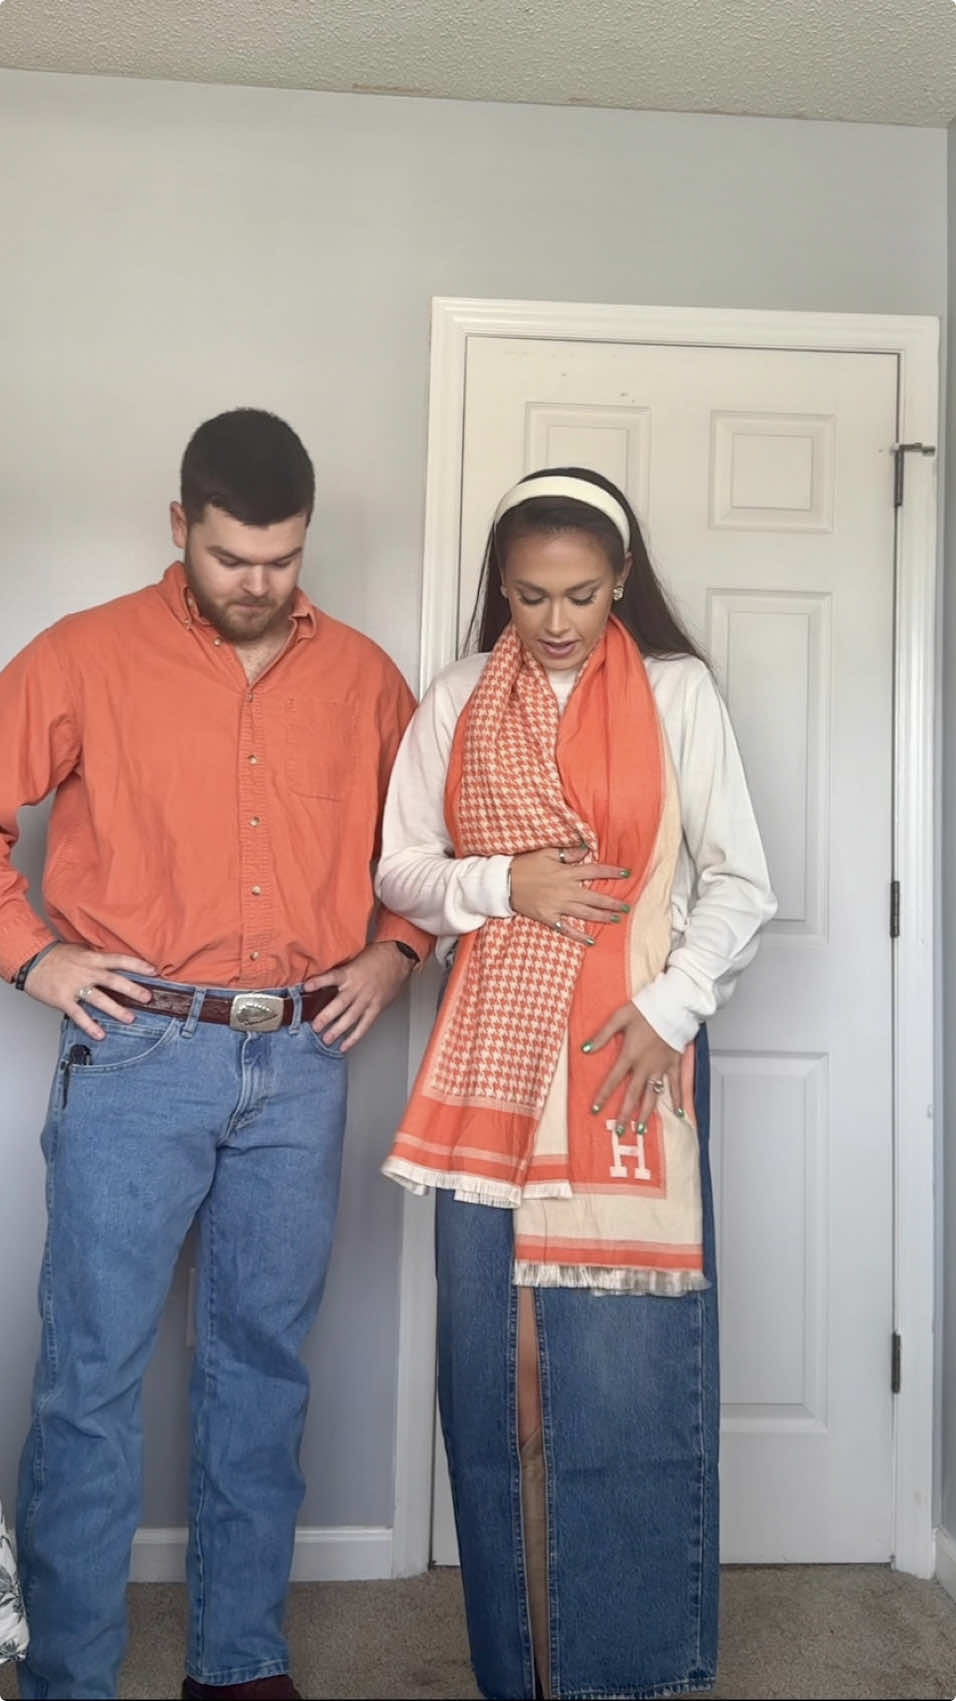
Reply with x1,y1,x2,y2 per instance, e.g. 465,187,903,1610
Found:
493,475,631,551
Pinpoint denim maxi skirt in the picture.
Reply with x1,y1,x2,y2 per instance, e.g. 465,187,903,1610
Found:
434,1030,718,1701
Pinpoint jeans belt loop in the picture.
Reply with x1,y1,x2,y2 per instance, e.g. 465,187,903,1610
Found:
183,986,206,1038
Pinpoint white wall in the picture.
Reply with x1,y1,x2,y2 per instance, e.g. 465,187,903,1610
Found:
0,68,947,1548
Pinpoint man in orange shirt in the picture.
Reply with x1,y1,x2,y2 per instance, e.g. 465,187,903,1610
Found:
3,409,429,1701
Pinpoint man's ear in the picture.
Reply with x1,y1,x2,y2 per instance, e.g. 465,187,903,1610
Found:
170,501,188,551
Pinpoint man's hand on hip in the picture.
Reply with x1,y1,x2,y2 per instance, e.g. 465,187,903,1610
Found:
25,943,157,1041
304,942,415,1054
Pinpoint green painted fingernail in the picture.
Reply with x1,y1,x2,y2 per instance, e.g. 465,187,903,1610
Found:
636,1122,647,1134
615,1122,627,1136
611,915,621,924
591,1102,601,1114
676,1108,686,1119
619,868,631,878
581,1041,594,1053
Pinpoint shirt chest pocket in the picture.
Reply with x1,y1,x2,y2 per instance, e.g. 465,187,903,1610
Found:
284,697,356,800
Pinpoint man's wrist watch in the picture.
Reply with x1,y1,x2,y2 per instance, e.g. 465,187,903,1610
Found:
13,940,61,990
13,952,41,991
391,940,420,964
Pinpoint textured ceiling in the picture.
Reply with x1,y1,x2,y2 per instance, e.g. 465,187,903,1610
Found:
1,0,955,126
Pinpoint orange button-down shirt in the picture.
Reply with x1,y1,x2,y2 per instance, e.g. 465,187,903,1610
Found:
0,564,430,987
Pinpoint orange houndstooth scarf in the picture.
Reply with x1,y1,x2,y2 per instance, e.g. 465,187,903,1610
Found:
383,619,705,1293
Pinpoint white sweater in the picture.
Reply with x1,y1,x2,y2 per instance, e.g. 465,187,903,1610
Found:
376,651,777,1052
0,1498,28,1661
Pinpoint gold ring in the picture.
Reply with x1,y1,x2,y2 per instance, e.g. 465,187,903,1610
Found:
552,921,564,934
558,849,570,864
650,1078,665,1093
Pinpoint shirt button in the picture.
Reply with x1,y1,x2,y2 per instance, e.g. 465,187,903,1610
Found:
249,755,259,765
251,885,262,896
249,950,260,961
250,816,261,827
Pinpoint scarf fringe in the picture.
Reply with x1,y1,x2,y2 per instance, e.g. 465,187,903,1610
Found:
381,1156,576,1208
382,1156,519,1207
513,1260,710,1297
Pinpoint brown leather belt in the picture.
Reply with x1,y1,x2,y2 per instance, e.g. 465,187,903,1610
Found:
111,984,338,1034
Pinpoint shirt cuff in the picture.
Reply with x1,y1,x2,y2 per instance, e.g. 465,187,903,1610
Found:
461,854,514,919
0,919,59,985
373,909,434,965
633,972,702,1054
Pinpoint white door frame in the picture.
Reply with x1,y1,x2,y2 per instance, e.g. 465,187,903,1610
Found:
390,296,940,1581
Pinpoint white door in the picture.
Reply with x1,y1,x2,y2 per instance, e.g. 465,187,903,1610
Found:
432,335,898,1564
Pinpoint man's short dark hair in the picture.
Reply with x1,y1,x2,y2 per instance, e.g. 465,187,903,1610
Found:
180,409,315,526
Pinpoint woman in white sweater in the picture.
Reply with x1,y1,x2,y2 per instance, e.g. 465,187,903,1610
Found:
377,467,775,1701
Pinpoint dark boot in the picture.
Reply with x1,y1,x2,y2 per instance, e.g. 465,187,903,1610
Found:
182,1677,301,1700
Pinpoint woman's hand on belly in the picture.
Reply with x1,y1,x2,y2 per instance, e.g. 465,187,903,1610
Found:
582,1004,684,1128
509,846,631,941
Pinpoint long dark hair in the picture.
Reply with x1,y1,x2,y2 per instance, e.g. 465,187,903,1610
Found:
464,466,704,662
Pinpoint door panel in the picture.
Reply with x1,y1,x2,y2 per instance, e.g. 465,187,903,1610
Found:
432,336,897,1563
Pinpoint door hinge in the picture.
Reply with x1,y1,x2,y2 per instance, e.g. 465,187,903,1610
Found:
892,441,936,508
890,880,901,938
891,1331,902,1394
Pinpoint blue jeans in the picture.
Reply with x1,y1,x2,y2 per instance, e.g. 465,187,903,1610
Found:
436,1030,718,1700
16,983,348,1700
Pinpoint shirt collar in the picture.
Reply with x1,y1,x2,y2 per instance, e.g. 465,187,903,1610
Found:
157,562,318,639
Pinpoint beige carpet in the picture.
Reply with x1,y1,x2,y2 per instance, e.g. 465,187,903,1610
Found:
3,1565,956,1699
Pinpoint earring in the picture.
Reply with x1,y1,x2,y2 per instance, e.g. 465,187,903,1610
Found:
612,585,624,602
499,584,509,599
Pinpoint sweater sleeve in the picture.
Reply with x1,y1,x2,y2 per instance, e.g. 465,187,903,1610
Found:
634,661,777,1051
375,661,514,936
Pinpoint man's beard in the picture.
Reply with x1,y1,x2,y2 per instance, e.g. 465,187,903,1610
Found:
184,548,296,645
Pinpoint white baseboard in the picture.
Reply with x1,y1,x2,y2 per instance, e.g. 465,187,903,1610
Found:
935,1526,956,1603
130,1525,393,1584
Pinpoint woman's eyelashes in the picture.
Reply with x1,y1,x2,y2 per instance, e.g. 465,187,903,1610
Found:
517,593,599,608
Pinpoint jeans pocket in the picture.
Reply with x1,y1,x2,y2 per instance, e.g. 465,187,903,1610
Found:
64,1012,180,1074
303,1020,348,1062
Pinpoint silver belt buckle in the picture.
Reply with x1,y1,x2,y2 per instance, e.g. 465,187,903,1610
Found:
229,992,285,1032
